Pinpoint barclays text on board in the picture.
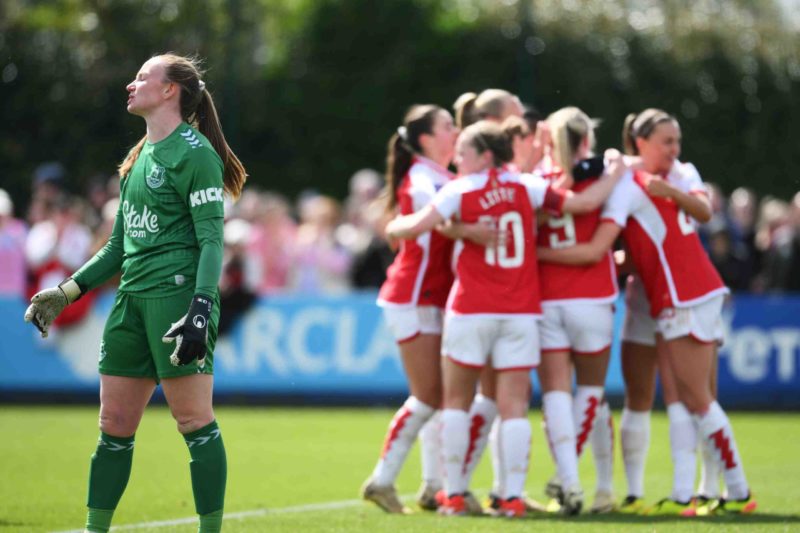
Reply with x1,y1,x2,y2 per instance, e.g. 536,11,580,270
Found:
1,292,798,407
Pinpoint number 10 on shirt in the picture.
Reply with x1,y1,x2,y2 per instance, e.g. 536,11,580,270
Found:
480,212,524,268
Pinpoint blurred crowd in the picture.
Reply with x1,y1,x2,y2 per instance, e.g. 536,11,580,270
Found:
2,162,800,309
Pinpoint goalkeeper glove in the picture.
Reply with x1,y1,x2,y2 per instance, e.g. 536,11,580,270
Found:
162,295,212,367
24,278,83,338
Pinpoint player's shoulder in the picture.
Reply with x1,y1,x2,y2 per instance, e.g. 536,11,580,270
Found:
669,160,705,191
615,169,639,192
448,172,489,194
408,158,451,187
154,124,222,171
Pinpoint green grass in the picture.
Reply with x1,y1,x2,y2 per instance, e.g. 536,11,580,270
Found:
1,406,798,532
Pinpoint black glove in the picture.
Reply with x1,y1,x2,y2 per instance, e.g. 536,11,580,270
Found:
572,156,605,183
162,295,212,367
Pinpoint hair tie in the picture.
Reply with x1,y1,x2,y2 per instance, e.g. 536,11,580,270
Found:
397,126,408,141
198,79,206,92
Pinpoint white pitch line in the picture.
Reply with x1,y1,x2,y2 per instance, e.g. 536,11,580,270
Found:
52,495,411,532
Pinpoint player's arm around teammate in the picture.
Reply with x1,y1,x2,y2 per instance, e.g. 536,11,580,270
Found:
361,105,460,514
538,109,755,516
24,54,246,533
534,107,620,514
387,121,626,517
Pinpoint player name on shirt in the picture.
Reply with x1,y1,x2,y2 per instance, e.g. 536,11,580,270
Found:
478,186,516,210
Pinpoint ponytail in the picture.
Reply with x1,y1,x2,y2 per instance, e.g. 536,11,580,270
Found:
195,89,247,199
453,92,478,129
383,104,444,212
622,113,639,155
384,133,414,211
118,136,146,179
547,106,596,180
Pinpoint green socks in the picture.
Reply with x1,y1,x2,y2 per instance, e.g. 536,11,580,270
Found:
184,420,227,532
85,432,135,532
83,423,225,533
199,509,224,532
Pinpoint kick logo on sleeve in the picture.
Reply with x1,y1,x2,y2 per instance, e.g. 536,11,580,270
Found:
189,187,224,207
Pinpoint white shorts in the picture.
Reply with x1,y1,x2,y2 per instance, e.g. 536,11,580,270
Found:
539,303,614,355
622,274,657,347
382,305,443,343
656,295,724,344
442,313,540,371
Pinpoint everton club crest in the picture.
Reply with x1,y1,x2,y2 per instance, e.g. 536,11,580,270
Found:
146,165,166,189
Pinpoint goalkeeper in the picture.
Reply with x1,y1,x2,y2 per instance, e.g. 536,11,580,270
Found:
24,53,246,533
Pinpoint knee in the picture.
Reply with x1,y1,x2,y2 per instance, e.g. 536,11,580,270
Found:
416,383,442,408
496,397,527,419
98,409,139,437
625,388,654,411
443,390,473,411
172,409,215,434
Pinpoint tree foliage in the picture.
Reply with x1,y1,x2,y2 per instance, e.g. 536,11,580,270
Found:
1,0,798,208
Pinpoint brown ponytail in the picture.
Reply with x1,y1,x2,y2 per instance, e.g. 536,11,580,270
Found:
118,53,248,199
622,113,639,155
194,88,247,199
118,136,146,179
384,104,443,211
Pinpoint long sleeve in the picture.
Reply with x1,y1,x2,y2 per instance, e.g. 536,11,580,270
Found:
194,216,224,298
72,204,125,292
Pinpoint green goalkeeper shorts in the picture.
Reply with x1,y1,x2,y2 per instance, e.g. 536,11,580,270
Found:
98,289,220,381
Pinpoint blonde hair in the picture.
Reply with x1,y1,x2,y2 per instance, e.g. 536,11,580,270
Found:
118,53,247,199
547,106,597,179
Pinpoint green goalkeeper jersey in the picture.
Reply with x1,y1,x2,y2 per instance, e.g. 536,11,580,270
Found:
74,123,225,298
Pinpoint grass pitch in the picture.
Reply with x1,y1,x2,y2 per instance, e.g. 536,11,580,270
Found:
1,406,798,532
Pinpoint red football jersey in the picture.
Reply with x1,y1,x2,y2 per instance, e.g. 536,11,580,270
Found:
432,168,566,315
538,176,618,305
378,157,455,308
602,168,726,317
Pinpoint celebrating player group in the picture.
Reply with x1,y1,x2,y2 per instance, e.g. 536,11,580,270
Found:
361,89,757,519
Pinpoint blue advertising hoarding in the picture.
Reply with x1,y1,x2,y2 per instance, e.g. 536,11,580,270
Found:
1,291,799,408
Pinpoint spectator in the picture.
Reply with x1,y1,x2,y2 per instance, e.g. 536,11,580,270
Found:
25,194,95,329
0,189,28,298
348,199,396,289
343,168,383,226
706,217,749,291
84,173,116,231
337,168,384,272
246,191,296,294
727,187,761,286
289,194,352,294
759,193,800,292
754,196,791,292
218,218,258,335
